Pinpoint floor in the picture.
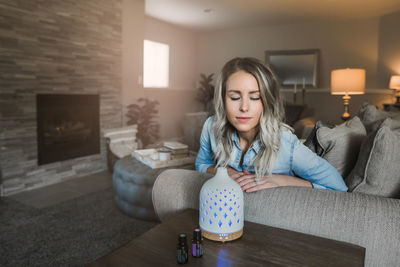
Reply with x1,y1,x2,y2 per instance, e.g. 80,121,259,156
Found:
9,171,113,209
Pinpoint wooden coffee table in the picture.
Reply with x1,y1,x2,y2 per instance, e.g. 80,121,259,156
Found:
89,209,365,266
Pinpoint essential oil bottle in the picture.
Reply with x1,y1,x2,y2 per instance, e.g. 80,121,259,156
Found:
177,233,189,264
192,228,203,257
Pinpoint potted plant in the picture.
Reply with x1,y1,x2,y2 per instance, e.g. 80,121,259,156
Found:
126,98,160,148
195,73,215,116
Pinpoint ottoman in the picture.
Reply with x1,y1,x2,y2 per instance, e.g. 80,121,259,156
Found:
113,156,194,221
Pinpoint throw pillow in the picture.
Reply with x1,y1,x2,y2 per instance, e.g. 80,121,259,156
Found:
356,102,400,133
303,121,335,156
345,118,400,198
316,116,367,178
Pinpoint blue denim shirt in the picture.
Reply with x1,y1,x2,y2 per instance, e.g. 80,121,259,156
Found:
195,117,348,191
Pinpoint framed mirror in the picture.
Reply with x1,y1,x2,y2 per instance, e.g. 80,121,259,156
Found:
265,49,319,88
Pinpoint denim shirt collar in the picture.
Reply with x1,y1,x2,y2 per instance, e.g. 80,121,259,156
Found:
231,131,262,154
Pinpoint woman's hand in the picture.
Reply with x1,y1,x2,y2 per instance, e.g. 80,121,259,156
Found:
235,170,280,192
235,170,312,193
226,167,244,179
207,166,244,179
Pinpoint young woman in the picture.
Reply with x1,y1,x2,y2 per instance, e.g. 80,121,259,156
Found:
195,57,348,193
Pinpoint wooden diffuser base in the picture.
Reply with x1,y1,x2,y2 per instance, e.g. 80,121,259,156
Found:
200,227,243,242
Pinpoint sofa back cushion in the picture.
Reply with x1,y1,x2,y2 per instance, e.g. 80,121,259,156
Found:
356,102,400,133
345,118,400,198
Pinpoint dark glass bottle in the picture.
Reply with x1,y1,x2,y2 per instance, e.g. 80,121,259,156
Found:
192,228,203,257
177,233,189,264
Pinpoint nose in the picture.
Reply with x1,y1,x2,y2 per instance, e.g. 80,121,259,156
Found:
239,98,249,112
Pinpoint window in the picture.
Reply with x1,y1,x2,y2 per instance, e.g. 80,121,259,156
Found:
143,40,169,88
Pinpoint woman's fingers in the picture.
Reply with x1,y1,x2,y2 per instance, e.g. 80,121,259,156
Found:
229,172,243,179
246,181,279,192
241,180,259,191
235,174,254,183
227,169,276,192
227,167,244,179
236,175,260,191
245,183,264,192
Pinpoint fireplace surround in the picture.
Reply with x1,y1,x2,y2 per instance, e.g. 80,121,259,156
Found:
36,94,100,165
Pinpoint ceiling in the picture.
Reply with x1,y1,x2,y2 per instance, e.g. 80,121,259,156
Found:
145,0,400,31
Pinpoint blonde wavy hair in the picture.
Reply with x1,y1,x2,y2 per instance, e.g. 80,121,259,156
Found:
212,57,290,177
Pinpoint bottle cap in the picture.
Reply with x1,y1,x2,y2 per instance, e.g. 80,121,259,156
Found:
178,233,187,244
193,228,202,241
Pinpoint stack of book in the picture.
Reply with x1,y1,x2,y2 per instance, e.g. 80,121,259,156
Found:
163,141,189,159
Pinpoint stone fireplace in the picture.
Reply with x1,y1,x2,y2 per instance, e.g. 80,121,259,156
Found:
37,94,100,165
0,0,123,196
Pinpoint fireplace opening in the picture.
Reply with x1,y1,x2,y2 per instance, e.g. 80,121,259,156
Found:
37,94,100,165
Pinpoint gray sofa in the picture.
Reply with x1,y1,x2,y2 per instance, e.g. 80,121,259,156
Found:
152,170,400,266
151,102,400,266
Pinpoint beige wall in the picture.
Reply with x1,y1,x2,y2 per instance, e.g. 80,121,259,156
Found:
377,10,400,87
197,18,379,89
122,0,145,125
196,18,390,123
144,16,202,139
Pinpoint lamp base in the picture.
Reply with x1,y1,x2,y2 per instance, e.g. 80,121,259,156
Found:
341,112,351,121
200,227,243,242
341,94,351,121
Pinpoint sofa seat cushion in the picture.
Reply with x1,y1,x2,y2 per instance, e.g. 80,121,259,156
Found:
346,118,400,198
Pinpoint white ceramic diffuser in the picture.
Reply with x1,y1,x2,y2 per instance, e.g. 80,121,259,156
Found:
199,167,244,242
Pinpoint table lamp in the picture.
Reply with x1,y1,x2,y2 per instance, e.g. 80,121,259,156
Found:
199,167,244,242
389,75,400,104
331,68,366,120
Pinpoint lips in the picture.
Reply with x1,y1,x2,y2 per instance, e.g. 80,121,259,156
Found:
236,117,251,123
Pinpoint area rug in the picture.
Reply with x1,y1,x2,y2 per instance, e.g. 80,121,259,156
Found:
0,188,159,266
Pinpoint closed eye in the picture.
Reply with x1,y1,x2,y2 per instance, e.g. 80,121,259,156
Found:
230,97,240,101
250,97,260,101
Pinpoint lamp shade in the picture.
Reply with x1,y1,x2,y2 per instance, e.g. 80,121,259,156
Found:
389,75,400,89
331,68,366,95
199,167,244,242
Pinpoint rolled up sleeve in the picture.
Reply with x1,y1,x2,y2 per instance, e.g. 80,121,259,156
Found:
291,135,348,191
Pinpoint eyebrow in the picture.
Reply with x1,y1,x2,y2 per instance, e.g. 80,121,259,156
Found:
227,90,260,94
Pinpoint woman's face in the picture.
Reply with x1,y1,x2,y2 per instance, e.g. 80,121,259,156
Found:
225,70,263,136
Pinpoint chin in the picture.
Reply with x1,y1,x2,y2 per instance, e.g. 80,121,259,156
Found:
233,124,255,133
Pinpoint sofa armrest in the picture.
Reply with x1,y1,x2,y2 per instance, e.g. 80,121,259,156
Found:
245,186,400,266
152,169,212,221
153,169,400,266
292,116,317,139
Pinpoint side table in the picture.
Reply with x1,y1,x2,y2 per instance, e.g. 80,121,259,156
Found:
383,103,400,112
113,156,194,221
